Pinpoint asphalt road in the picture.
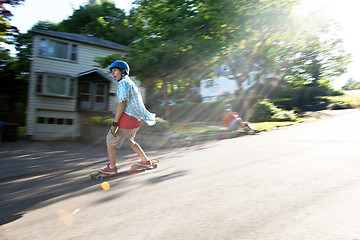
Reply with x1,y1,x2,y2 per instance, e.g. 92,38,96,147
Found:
1,109,360,240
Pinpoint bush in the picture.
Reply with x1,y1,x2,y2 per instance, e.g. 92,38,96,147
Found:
271,110,297,121
250,99,279,122
329,100,351,110
250,99,297,122
89,116,111,125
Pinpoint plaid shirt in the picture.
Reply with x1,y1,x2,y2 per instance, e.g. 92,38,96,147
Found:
117,76,156,126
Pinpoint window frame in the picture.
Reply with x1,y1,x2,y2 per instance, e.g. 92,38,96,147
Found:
78,81,108,111
38,37,78,62
35,72,76,98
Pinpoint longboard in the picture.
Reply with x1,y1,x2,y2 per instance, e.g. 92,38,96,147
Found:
89,159,159,181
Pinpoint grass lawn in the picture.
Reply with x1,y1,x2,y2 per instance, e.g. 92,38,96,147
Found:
326,94,360,108
252,122,297,131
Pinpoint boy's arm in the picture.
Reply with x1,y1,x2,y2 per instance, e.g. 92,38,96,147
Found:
110,101,126,136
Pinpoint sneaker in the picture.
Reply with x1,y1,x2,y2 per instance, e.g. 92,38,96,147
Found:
136,160,152,167
100,163,118,174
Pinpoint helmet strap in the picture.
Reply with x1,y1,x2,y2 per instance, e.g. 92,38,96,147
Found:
120,68,127,80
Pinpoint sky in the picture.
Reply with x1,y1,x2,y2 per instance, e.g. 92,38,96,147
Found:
6,0,360,89
9,0,136,33
296,0,360,88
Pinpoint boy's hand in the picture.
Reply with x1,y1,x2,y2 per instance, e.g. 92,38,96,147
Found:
111,121,118,137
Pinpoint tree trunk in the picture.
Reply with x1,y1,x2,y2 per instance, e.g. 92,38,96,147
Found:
163,79,170,120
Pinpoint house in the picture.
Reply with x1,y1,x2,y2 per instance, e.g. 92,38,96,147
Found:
199,62,281,102
26,29,139,140
199,76,239,103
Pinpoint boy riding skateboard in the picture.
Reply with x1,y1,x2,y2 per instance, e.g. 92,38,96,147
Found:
100,60,156,175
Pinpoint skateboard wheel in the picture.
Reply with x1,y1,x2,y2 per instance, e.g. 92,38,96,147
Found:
97,175,104,180
153,164,158,169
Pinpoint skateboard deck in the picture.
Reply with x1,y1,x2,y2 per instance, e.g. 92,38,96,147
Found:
89,159,159,180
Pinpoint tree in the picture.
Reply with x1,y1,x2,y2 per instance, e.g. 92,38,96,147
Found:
277,7,352,110
56,0,139,46
0,0,24,43
0,47,27,124
342,78,360,90
127,0,301,117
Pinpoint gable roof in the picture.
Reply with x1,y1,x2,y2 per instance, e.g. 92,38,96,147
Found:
31,29,131,52
77,68,112,82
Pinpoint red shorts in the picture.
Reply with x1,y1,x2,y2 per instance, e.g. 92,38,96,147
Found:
119,112,141,129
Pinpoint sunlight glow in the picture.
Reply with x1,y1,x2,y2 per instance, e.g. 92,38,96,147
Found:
297,0,360,87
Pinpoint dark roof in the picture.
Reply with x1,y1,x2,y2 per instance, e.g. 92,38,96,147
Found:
31,29,130,52
77,68,112,81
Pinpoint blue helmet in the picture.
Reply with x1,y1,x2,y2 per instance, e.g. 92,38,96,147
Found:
109,60,130,75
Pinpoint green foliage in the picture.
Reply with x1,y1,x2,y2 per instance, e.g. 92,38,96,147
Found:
284,37,351,88
89,116,112,125
342,78,360,90
93,53,125,68
250,99,280,122
271,110,297,122
329,100,351,110
130,0,297,83
326,93,360,109
0,47,27,125
56,0,139,46
153,96,297,125
0,0,25,43
3,0,354,127
250,99,297,122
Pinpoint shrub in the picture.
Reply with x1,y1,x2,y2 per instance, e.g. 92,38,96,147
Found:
103,118,114,126
271,110,297,121
250,99,279,122
250,99,297,122
329,100,351,110
89,116,109,125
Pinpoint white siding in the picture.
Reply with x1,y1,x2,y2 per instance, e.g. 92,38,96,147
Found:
33,110,77,140
26,34,127,139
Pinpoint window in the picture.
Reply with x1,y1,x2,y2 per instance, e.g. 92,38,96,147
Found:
70,44,77,61
46,76,66,95
38,38,78,61
48,40,68,59
95,83,105,103
39,38,47,56
69,79,75,97
36,75,43,93
36,73,76,98
37,117,74,125
37,117,45,123
79,82,90,101
79,81,108,110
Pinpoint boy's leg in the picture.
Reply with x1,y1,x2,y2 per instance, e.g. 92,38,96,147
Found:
102,128,136,173
243,122,258,132
126,140,149,162
124,127,151,164
107,144,117,168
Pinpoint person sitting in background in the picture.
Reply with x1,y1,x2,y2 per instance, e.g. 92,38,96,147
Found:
222,104,260,133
